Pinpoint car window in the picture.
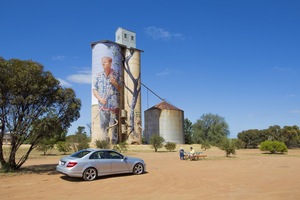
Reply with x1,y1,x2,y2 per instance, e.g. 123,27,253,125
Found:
90,151,106,159
70,150,91,158
107,151,123,159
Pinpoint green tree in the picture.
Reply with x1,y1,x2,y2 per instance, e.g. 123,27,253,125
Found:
219,138,237,157
35,119,67,155
141,136,147,144
260,140,288,154
280,126,300,148
184,118,193,144
237,129,261,148
193,113,229,146
67,126,90,152
56,141,71,154
149,134,165,152
231,138,246,149
165,142,176,151
0,58,81,171
238,125,300,149
266,125,282,141
75,126,90,150
36,138,56,155
201,140,211,151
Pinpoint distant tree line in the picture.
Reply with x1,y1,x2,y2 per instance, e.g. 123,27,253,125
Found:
237,125,300,149
184,115,300,150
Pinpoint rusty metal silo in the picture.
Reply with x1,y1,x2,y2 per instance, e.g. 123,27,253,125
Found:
144,101,184,144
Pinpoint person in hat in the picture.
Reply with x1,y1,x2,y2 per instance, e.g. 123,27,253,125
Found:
179,147,185,160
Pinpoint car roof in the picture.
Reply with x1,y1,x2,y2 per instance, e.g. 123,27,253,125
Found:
83,148,117,152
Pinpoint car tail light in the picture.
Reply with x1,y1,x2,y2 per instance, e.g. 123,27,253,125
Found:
66,162,77,168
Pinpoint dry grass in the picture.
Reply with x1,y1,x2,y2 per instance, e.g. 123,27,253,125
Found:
2,145,300,200
1,143,298,175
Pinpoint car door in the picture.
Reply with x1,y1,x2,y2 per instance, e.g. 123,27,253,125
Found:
107,151,130,173
89,151,111,175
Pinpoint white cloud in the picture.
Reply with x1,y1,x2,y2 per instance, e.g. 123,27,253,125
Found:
156,68,182,76
51,56,78,61
272,66,292,72
285,94,296,98
247,114,254,118
67,69,91,84
51,56,66,61
57,78,72,87
144,26,185,40
290,110,300,114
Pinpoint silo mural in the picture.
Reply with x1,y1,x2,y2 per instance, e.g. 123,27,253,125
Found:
123,49,142,144
91,42,123,144
91,40,143,145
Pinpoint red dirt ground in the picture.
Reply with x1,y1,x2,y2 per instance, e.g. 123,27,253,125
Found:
1,146,300,200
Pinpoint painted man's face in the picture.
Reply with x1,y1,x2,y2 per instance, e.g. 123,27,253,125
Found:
102,57,112,71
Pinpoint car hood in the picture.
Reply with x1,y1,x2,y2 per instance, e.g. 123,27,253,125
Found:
126,156,144,162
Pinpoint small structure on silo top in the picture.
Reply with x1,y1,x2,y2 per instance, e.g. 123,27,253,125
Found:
144,101,184,144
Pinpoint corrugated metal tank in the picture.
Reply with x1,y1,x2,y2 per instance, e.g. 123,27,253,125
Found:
144,101,184,144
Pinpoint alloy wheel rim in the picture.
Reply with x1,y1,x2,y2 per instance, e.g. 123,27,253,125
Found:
85,169,96,180
134,164,143,174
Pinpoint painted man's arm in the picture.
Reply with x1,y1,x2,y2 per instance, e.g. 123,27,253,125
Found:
93,89,106,105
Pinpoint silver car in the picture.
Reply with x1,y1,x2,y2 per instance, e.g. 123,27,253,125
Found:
56,148,146,181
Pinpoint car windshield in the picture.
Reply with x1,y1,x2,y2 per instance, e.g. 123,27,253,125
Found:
70,150,92,158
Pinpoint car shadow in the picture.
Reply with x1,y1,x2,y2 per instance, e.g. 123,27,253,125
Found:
59,171,149,182
21,164,58,174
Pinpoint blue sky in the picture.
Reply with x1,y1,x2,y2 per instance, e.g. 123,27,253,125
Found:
1,0,299,138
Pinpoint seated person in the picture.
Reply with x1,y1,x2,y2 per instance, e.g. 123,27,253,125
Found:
188,147,195,159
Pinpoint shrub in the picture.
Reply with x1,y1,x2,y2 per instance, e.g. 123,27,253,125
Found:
95,139,111,149
149,135,165,152
77,140,90,151
56,141,71,154
142,136,148,144
219,138,236,157
165,142,176,151
201,140,211,151
259,140,288,154
36,139,55,155
66,133,90,152
113,142,128,153
232,138,246,149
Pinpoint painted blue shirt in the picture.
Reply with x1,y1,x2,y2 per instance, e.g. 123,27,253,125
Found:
93,69,120,109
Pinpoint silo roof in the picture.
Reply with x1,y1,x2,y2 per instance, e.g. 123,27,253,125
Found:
149,101,182,111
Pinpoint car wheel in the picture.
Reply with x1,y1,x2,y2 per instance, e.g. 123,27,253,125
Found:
83,168,97,181
133,163,144,175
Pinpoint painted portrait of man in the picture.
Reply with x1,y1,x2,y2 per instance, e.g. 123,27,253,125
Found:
91,42,123,144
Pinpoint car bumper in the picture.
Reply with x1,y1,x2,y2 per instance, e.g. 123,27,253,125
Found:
56,165,83,178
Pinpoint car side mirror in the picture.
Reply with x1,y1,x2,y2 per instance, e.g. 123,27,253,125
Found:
123,156,128,160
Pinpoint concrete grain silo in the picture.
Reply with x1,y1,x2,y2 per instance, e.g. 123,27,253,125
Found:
91,28,143,146
144,101,184,144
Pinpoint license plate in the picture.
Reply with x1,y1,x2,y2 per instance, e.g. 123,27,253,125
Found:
59,161,65,165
